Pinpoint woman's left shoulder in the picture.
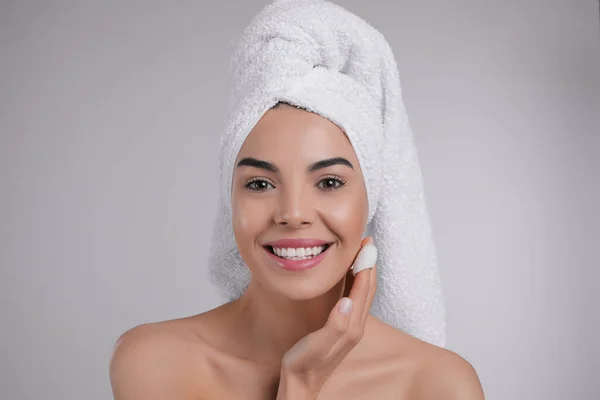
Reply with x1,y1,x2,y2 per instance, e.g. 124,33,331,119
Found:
366,317,485,399
410,344,485,399
393,335,484,398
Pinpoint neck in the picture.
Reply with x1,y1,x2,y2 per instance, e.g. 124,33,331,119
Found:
228,277,346,368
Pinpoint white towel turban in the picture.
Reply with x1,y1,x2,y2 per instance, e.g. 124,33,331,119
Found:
208,0,446,347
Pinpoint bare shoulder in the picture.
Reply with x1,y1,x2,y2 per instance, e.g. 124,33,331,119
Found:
408,338,485,399
109,316,215,400
361,317,484,399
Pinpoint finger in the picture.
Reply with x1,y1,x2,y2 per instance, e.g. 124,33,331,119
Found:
357,237,374,323
298,295,354,363
347,238,374,310
342,267,354,298
342,236,368,297
348,269,370,312
320,238,373,357
352,237,377,325
362,261,377,324
321,270,370,361
346,260,371,336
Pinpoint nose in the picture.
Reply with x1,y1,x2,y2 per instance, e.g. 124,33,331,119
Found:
273,183,315,228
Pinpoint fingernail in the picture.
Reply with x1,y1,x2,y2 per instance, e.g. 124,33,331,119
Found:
339,297,353,315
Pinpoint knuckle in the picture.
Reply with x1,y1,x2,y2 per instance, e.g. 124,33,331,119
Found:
345,327,364,344
331,321,348,336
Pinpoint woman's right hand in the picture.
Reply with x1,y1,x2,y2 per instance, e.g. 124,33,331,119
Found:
276,237,378,400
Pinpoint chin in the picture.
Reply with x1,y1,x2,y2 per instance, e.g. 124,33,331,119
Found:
254,262,345,302
273,279,334,301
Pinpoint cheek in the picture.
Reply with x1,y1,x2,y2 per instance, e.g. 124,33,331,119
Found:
233,209,253,232
232,194,271,242
319,190,368,241
317,197,366,277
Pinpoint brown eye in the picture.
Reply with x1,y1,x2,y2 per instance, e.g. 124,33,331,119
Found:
245,179,274,192
317,176,346,191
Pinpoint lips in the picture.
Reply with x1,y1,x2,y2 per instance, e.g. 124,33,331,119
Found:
264,238,332,248
262,238,334,272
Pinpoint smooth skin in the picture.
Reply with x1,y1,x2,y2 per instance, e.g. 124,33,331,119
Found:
277,237,377,399
109,103,485,399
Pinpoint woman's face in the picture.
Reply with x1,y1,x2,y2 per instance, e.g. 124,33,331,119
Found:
231,103,369,300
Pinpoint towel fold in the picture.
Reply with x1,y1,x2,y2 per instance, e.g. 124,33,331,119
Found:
208,0,446,347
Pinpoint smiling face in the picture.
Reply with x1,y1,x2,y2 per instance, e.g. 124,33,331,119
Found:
231,103,369,300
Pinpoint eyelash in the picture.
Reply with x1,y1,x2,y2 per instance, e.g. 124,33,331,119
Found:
244,175,347,192
318,175,347,191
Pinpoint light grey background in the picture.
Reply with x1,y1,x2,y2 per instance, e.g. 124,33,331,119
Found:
1,1,598,399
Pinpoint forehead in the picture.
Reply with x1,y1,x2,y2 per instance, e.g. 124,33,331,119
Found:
236,105,358,164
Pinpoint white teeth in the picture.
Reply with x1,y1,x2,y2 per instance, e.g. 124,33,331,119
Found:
271,245,327,260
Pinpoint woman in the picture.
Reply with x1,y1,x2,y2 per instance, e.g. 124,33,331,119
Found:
110,1,484,399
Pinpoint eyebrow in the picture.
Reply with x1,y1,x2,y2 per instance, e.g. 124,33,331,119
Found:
236,157,279,173
236,157,354,173
308,157,354,172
